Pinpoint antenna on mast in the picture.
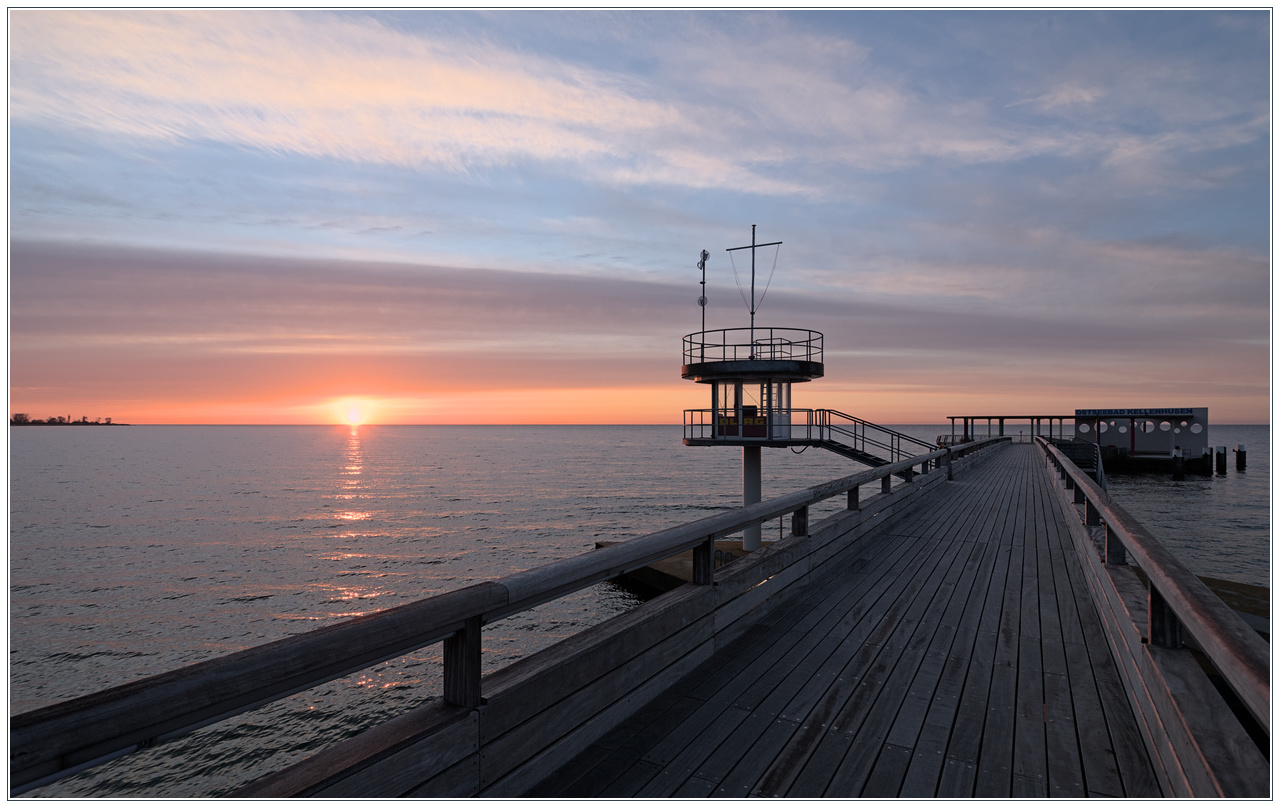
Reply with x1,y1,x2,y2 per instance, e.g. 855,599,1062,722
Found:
726,224,782,347
696,249,709,361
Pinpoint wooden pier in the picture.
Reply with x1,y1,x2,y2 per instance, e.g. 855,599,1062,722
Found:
11,439,1269,798
534,443,1162,797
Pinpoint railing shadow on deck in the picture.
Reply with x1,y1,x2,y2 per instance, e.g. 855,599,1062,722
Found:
1037,437,1269,797
10,438,1008,798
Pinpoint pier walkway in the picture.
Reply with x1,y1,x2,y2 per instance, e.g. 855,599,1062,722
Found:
532,443,1157,798
14,439,1267,798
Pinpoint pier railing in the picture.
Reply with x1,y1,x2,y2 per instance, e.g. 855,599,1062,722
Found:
10,438,1006,797
1037,437,1268,795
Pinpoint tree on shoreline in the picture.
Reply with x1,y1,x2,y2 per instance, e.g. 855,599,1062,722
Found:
11,413,126,426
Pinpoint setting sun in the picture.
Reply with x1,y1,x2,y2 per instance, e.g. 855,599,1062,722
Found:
332,398,375,426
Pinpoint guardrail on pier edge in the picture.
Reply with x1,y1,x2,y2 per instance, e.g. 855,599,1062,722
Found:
10,438,1005,797
1037,437,1268,796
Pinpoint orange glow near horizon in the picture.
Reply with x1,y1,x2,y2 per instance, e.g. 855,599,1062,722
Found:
12,382,1270,427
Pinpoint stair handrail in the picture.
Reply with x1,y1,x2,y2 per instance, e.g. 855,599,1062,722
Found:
816,410,934,463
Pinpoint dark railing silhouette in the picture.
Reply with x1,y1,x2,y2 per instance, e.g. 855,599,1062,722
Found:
682,327,822,365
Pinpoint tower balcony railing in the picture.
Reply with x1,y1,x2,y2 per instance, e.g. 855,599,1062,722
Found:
683,328,822,365
684,407,815,442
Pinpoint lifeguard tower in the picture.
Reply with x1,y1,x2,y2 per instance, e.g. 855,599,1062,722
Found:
681,227,932,551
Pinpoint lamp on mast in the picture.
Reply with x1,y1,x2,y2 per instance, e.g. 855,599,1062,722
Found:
697,249,709,343
701,248,711,358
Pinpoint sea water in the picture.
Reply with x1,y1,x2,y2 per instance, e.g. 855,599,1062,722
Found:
8,424,1270,795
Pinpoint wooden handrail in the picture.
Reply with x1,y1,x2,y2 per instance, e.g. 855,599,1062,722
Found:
10,582,509,792
11,438,1007,794
1036,438,1269,735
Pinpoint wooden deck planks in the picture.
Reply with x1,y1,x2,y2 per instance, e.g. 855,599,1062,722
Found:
535,444,1158,798
630,529,940,794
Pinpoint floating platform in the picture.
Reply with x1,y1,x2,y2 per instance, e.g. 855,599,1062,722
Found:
596,539,747,596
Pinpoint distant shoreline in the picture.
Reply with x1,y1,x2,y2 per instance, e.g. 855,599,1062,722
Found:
9,421,130,426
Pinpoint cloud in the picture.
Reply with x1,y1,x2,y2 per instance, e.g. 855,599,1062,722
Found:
8,241,691,354
1021,82,1105,111
14,9,1263,204
10,240,1266,424
10,11,677,173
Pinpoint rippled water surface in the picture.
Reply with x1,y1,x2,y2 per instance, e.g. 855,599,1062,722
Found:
10,425,868,795
10,423,1269,795
1099,424,1270,588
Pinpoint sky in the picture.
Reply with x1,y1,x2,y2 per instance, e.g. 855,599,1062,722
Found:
7,9,1272,425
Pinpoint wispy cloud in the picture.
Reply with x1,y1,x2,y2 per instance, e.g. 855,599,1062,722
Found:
14,10,1263,200
11,239,1266,420
10,11,676,173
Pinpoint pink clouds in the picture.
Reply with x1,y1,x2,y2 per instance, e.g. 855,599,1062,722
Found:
9,240,1269,424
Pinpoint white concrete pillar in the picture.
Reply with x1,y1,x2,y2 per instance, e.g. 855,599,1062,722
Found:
743,446,762,550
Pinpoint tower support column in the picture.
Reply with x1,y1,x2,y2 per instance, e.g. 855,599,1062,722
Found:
743,446,762,550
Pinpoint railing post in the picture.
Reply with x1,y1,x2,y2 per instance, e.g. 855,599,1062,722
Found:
1148,586,1183,648
1086,499,1101,526
881,474,892,495
791,505,808,537
1105,525,1127,565
946,448,953,481
1074,484,1086,505
443,615,483,708
904,466,914,483
693,536,714,585
847,485,859,511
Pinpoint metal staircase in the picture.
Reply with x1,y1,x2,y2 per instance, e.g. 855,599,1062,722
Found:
683,407,941,474
813,410,936,469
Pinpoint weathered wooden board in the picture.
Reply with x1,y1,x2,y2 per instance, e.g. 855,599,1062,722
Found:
477,627,717,794
234,702,476,798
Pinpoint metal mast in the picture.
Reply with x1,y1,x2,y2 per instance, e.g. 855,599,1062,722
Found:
726,225,782,350
697,249,709,360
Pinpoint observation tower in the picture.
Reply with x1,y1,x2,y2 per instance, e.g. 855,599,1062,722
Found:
681,226,932,552
681,226,823,550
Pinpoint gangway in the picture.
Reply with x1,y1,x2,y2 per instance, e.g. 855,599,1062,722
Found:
812,409,935,467
683,406,936,472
